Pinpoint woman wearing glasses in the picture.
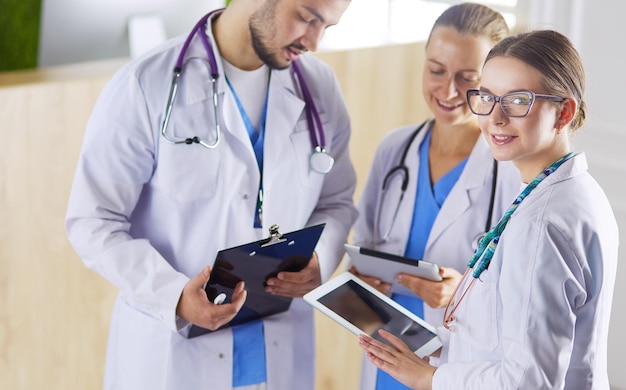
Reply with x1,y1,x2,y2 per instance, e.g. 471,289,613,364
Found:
351,4,520,389
359,29,618,389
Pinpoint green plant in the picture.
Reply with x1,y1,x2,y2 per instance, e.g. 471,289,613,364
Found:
0,0,42,71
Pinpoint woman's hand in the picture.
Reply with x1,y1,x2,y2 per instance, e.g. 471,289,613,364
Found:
396,266,462,308
349,265,392,295
359,329,435,390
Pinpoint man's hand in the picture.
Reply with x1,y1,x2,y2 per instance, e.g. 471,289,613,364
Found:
176,266,247,330
264,252,322,297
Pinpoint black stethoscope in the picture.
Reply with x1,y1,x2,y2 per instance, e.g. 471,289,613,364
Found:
376,120,498,245
160,9,334,174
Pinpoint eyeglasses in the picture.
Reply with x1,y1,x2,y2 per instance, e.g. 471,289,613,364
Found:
466,89,565,118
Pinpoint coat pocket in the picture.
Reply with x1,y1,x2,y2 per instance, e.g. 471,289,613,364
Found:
289,129,326,189
460,273,500,352
153,140,220,202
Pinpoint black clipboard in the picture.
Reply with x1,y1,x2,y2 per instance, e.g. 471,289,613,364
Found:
188,223,326,338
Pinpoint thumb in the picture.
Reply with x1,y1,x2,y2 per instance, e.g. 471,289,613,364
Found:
188,265,212,290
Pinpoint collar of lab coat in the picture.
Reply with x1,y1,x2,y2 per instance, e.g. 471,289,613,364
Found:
528,151,588,190
177,16,307,167
390,120,494,241
428,135,495,243
219,66,306,166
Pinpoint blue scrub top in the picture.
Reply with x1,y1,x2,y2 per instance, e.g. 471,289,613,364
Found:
376,128,468,390
228,79,269,387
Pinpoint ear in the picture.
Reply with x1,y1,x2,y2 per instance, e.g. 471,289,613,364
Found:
555,98,577,131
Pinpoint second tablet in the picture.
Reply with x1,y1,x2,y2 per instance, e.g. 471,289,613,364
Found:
345,244,442,296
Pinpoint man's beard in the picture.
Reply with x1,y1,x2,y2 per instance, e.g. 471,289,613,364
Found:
250,34,284,69
249,0,294,70
249,21,288,69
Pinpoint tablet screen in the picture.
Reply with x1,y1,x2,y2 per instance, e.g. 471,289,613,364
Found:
316,279,438,351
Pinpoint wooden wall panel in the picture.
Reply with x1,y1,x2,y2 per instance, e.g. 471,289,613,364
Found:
313,42,428,390
0,64,122,390
0,42,427,390
315,42,429,199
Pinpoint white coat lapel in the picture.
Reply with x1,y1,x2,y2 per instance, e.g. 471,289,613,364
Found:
428,137,490,246
181,26,224,106
182,68,257,160
180,19,255,153
220,83,259,148
263,68,306,173
392,122,432,252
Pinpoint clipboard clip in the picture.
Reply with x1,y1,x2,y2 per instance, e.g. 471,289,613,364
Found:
261,224,287,247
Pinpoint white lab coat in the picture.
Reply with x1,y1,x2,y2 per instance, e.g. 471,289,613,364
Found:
352,120,521,389
65,11,357,390
433,153,618,389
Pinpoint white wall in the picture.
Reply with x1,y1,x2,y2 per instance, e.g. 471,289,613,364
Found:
576,4,626,389
38,0,223,66
527,1,626,388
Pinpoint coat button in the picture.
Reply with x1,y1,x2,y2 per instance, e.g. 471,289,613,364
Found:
218,353,224,358
243,194,249,200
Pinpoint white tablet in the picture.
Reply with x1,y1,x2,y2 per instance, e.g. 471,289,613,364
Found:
345,244,442,296
304,272,442,358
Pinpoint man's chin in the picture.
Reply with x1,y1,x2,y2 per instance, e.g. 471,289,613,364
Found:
264,56,292,70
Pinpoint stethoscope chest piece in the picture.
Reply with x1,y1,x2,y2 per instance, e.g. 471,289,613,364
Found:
310,146,334,174
472,232,486,251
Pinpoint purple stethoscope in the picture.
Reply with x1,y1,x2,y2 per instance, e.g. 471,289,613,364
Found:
160,10,334,174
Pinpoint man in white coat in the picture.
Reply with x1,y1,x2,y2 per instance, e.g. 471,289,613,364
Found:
65,0,357,389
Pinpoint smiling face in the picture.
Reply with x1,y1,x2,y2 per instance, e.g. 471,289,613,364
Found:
249,0,350,69
477,56,571,182
422,26,493,128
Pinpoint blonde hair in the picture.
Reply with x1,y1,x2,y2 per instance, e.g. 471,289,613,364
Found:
427,2,509,46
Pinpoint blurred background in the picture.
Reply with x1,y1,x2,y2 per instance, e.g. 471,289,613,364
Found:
1,0,624,389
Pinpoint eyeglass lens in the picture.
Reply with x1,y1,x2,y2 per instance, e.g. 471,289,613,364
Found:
468,91,533,117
